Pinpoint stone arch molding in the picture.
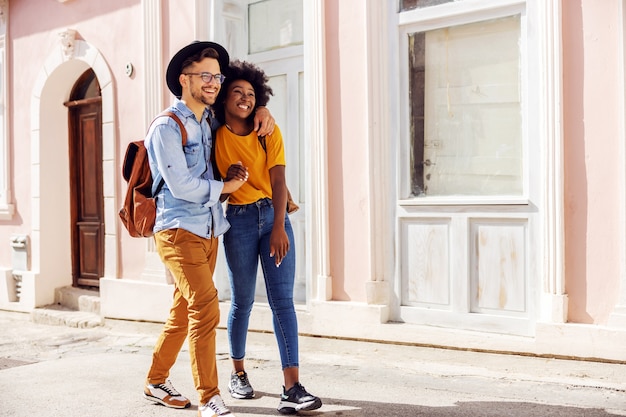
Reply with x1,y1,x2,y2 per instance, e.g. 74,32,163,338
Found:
30,33,117,292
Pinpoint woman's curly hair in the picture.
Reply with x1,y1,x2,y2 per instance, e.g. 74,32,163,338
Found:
214,60,274,124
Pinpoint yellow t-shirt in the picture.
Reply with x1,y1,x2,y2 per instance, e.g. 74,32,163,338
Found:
215,124,286,205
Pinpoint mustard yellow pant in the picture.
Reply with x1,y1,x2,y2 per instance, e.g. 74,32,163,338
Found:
147,228,221,404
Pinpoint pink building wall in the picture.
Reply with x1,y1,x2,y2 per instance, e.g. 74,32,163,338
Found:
0,0,625,360
1,0,200,278
562,0,622,324
326,0,372,302
2,0,140,268
322,0,626,322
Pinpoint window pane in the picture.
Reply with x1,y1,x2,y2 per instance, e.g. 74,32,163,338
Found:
408,15,522,197
400,0,457,12
267,74,288,130
248,0,303,54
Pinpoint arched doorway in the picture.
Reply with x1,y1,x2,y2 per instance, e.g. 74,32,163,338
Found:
65,69,103,288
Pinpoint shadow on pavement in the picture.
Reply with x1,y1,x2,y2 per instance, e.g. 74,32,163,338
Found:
230,395,623,417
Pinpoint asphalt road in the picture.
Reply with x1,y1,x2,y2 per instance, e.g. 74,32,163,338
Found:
0,309,624,416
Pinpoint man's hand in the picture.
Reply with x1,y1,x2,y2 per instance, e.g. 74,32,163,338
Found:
253,106,275,137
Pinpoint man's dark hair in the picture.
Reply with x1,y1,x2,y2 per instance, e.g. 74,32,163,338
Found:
181,47,221,74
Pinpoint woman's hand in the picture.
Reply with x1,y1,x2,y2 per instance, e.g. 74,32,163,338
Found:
270,227,289,267
225,162,248,182
269,164,289,266
221,162,248,195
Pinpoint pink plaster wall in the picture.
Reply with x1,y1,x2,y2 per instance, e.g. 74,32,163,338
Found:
325,0,371,302
562,0,622,324
116,3,199,279
0,1,119,267
0,0,199,277
3,0,147,276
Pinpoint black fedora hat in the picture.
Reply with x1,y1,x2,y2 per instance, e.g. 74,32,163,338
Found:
166,41,229,98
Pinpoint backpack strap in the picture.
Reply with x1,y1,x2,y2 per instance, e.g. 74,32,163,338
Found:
159,111,188,145
151,111,188,195
258,135,267,152
256,134,298,214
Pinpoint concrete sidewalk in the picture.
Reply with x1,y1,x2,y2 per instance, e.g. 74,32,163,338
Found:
0,309,625,417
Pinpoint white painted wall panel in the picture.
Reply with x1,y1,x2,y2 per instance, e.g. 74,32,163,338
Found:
471,220,527,314
401,219,450,307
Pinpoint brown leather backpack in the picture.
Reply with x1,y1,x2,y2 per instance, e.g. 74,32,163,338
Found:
119,111,187,237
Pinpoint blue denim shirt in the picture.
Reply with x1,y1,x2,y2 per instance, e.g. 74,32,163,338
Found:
145,100,229,238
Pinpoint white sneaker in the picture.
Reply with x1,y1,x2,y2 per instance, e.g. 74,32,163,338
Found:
198,394,235,417
143,379,191,409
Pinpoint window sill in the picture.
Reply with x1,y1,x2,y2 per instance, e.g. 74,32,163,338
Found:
398,196,529,206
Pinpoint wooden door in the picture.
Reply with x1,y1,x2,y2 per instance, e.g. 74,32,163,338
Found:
68,97,104,287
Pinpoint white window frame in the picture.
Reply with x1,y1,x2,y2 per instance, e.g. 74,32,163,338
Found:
397,0,530,206
393,0,568,323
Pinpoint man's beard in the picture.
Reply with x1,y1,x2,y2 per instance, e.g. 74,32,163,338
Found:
191,86,216,107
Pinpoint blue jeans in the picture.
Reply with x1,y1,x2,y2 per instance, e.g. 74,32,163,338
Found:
224,198,299,369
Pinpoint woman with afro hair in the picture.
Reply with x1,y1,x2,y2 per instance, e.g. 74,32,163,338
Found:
214,60,322,415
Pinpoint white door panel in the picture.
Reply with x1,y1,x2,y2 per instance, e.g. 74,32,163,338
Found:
213,0,306,303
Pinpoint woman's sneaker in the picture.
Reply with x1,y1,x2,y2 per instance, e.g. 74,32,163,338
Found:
199,394,235,417
143,379,191,409
228,371,255,399
277,382,322,414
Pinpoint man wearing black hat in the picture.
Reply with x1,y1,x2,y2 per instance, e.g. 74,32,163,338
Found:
141,41,274,417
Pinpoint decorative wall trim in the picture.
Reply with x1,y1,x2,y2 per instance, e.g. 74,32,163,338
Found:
59,29,77,59
195,0,210,41
0,0,7,26
140,0,168,281
142,0,162,126
538,0,567,322
304,0,331,301
364,0,393,305
31,39,117,291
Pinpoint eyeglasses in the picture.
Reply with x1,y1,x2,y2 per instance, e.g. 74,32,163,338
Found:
183,72,226,84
